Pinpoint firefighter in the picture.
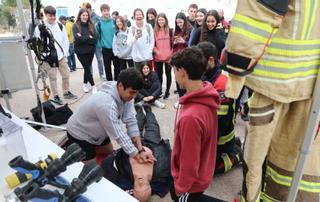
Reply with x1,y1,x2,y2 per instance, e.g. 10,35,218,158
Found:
198,41,243,174
223,0,320,201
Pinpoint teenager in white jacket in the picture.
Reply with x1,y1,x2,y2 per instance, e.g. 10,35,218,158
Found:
127,8,154,69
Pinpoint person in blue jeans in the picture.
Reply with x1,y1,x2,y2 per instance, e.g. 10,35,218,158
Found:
96,4,120,81
68,42,76,71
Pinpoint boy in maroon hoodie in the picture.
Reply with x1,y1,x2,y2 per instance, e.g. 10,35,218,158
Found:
170,47,221,202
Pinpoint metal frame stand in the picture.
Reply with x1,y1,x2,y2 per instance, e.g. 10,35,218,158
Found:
287,71,320,201
16,0,48,129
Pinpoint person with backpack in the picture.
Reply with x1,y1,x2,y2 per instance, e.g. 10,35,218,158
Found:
127,8,155,69
34,6,77,105
96,4,120,81
153,13,173,99
73,8,98,94
113,16,134,70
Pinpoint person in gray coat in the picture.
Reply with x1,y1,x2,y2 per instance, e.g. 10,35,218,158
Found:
66,68,156,164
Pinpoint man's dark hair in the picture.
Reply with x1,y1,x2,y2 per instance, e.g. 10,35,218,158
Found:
59,15,67,22
196,41,218,65
117,68,143,90
44,6,56,15
170,47,207,80
188,3,198,10
112,11,119,16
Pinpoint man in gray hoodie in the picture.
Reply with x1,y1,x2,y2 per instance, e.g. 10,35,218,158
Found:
66,68,155,163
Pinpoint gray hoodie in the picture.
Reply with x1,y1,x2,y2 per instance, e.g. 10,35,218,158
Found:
112,29,132,60
67,81,139,157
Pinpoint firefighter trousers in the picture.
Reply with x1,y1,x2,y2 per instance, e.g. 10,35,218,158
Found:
243,92,320,202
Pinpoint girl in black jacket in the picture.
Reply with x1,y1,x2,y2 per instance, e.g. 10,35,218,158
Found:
190,10,227,57
136,62,166,109
73,8,98,94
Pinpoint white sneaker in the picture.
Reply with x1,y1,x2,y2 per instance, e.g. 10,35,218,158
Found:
92,86,98,94
82,83,89,93
173,101,179,109
154,100,166,109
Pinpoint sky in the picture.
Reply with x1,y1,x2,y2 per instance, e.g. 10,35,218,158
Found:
41,0,238,26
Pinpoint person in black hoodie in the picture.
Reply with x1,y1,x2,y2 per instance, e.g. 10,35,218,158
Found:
135,62,166,109
190,10,227,57
73,8,98,94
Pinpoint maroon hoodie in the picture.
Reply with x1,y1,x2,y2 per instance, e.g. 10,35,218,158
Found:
171,81,220,195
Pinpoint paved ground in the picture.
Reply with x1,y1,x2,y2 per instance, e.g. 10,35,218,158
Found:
1,60,246,201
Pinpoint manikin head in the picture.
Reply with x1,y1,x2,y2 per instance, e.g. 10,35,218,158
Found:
130,147,154,202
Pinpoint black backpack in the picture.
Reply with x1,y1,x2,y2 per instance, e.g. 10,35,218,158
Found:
30,101,73,129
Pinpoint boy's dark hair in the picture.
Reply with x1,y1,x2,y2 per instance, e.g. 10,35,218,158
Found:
100,4,110,12
170,47,207,80
196,41,218,65
44,6,56,15
59,15,67,22
188,3,198,10
117,68,143,90
112,11,119,16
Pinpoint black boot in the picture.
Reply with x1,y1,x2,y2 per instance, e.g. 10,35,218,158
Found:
164,91,170,99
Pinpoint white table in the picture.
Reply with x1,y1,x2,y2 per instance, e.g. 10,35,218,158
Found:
0,110,138,202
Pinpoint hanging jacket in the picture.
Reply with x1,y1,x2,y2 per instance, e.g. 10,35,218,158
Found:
171,82,220,195
112,29,132,60
223,0,320,103
153,28,173,62
72,22,97,55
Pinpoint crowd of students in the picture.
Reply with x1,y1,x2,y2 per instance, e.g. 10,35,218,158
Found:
54,2,232,110
31,2,248,202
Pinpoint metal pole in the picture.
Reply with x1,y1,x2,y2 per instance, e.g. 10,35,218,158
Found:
24,120,67,130
16,0,47,129
287,71,320,201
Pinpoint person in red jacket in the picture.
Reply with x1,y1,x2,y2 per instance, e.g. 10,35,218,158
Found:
170,47,221,202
